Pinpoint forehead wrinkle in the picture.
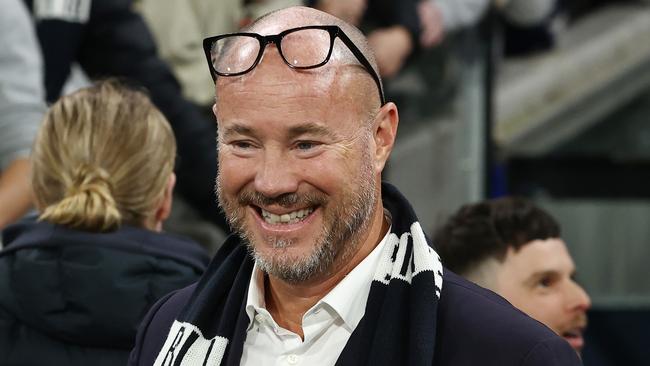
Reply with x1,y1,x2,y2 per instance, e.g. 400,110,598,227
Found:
217,65,337,112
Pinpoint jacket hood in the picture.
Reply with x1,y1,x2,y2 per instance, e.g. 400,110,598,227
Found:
0,220,208,348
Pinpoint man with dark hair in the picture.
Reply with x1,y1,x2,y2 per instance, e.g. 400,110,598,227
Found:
128,7,582,366
434,197,591,354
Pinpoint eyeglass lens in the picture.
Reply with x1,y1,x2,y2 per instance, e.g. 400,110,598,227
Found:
279,28,331,68
211,28,332,75
212,35,261,75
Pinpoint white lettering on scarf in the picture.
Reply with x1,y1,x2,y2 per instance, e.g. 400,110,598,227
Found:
374,222,444,298
154,321,228,366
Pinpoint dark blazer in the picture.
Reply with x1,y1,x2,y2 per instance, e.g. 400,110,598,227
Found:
129,270,581,365
433,271,581,365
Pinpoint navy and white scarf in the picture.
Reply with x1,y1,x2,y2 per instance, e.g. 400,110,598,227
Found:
153,183,444,365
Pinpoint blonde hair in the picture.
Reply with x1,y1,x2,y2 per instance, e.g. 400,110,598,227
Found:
32,80,176,232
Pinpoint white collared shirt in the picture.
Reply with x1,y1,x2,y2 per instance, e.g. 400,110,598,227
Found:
240,231,390,366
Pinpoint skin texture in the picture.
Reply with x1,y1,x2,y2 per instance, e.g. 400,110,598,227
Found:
148,173,176,232
213,6,399,338
417,1,445,48
0,158,33,230
492,238,591,353
367,26,413,78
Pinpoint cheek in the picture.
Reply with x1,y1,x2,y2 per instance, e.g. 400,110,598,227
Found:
524,298,564,334
301,151,361,191
218,153,255,193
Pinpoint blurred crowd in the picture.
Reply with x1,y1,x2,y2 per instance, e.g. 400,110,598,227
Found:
0,0,584,239
0,0,575,235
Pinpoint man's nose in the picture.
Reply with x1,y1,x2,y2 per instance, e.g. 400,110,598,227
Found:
567,280,592,313
253,150,299,198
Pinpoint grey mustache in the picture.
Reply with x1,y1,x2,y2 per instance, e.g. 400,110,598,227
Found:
238,191,326,208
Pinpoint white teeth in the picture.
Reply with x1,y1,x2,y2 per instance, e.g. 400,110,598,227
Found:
261,208,314,224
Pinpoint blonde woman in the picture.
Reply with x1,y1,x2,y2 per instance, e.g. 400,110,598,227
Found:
0,80,209,366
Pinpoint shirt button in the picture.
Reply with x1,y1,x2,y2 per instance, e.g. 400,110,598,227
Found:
287,354,299,365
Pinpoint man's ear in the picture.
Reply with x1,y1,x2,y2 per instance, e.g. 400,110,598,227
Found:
154,173,176,231
372,102,399,174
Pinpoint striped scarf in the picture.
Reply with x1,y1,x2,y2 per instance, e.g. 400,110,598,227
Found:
153,183,443,366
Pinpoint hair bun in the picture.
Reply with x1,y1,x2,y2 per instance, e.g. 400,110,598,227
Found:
40,164,122,231
67,163,113,198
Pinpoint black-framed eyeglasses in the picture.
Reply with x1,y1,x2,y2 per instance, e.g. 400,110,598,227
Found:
202,25,385,105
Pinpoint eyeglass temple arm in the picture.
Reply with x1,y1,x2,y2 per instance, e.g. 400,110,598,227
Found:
335,30,386,106
203,37,218,82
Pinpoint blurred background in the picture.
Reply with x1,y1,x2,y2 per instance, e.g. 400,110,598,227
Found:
379,0,650,364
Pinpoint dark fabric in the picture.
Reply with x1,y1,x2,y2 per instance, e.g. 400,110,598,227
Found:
0,220,209,366
363,0,421,41
498,2,559,57
129,183,581,365
23,0,228,231
581,309,650,366
501,20,555,57
433,271,582,365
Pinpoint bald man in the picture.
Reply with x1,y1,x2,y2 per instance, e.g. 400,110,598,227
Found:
128,7,581,366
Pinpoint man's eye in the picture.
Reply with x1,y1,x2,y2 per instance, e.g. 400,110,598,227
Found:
538,277,554,288
295,141,317,150
232,141,254,149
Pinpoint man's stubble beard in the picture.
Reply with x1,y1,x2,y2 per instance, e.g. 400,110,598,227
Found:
216,146,377,284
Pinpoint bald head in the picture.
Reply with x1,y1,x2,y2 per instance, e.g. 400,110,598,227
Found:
246,7,379,76
214,6,382,114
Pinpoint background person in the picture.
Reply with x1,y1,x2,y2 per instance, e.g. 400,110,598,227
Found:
0,0,47,231
0,81,209,366
433,196,592,353
23,0,230,247
310,0,422,78
135,0,302,112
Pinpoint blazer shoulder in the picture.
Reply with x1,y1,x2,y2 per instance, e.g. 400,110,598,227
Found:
128,283,197,366
434,271,581,365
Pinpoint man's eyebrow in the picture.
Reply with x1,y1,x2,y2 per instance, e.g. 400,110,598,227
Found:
524,270,560,285
221,124,256,139
287,123,336,140
220,122,336,140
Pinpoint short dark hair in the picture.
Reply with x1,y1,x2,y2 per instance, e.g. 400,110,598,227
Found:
433,197,561,275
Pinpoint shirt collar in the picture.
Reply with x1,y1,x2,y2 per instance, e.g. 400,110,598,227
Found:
245,262,266,331
317,230,389,331
244,228,391,332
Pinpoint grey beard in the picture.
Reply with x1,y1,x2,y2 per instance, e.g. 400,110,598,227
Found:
217,143,377,284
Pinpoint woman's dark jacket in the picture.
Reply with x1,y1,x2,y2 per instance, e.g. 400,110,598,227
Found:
0,220,209,365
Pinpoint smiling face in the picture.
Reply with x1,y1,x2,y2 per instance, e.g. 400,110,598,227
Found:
214,36,388,284
494,238,591,353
